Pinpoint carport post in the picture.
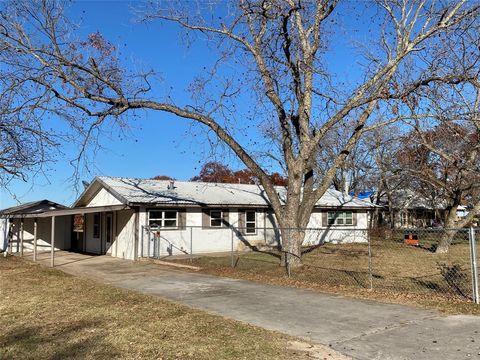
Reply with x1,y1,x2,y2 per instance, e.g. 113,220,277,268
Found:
231,227,234,268
8,220,13,254
20,219,24,257
33,218,38,262
140,225,144,258
15,223,19,253
189,226,193,263
50,216,55,268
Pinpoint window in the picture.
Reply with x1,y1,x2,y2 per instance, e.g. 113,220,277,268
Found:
245,210,256,234
327,211,353,226
210,210,223,227
93,213,101,238
149,210,178,229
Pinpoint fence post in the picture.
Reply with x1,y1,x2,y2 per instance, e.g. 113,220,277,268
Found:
231,226,234,268
469,228,479,304
20,219,24,257
50,216,55,268
190,226,193,263
367,230,373,290
33,218,37,262
286,228,291,278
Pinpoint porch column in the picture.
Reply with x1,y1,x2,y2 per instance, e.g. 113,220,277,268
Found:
113,211,117,257
15,222,19,253
134,209,139,261
8,220,13,255
20,219,24,257
51,216,55,267
33,218,38,262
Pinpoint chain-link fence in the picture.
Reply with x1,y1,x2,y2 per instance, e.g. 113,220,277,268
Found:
370,228,478,302
140,225,479,304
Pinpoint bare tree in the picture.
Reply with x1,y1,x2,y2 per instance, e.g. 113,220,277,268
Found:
359,127,407,228
0,59,61,186
398,84,480,252
390,18,480,252
1,0,479,265
315,127,378,196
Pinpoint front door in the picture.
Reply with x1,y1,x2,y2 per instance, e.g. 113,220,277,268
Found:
104,213,113,253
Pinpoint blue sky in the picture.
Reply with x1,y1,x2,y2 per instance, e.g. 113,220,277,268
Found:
0,0,374,209
2,1,221,208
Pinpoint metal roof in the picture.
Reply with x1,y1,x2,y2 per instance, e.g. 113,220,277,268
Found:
90,176,375,209
37,204,130,218
0,200,68,218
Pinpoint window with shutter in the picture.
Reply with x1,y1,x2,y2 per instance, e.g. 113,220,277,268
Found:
148,210,178,229
210,210,223,227
245,210,256,234
327,211,354,226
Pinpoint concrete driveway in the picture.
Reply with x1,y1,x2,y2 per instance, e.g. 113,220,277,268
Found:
29,251,480,360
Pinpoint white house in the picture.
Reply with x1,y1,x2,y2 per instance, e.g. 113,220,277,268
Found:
1,176,375,261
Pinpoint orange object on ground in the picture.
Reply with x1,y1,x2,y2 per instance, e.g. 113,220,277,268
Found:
404,233,419,246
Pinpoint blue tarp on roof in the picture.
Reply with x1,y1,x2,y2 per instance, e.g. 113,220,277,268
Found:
350,191,374,200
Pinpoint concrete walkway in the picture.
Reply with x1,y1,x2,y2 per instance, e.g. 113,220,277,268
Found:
28,251,480,360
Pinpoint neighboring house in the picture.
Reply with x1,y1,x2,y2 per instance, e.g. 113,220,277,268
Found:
375,189,469,228
385,190,445,228
1,176,375,260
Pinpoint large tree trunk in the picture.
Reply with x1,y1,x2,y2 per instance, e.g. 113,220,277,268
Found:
435,208,458,254
280,228,304,268
435,230,457,254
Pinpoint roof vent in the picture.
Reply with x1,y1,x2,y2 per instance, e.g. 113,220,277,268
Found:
167,180,175,191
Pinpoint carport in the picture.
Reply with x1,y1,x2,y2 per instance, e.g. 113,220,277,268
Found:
1,200,128,267
37,204,129,266
0,200,69,263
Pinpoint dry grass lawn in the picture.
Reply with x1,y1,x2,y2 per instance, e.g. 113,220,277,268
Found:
0,256,334,360
171,238,480,316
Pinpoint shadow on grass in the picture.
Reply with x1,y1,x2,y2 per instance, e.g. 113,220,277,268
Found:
0,319,122,359
301,242,326,255
406,264,471,300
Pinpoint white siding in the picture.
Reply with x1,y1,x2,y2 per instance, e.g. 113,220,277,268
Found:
303,210,369,245
138,208,265,257
263,210,369,246
137,208,368,257
115,209,136,260
86,188,122,207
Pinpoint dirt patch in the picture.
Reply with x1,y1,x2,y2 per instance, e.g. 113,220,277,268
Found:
287,341,352,360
